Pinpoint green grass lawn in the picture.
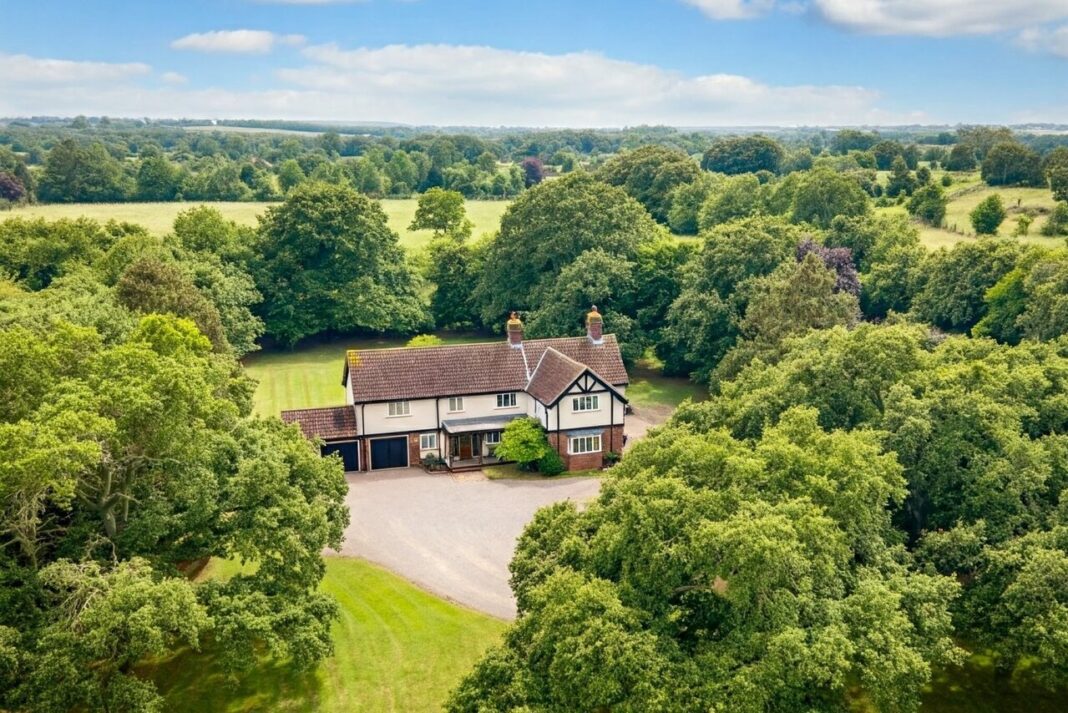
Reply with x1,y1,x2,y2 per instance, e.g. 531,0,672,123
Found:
246,336,705,418
3,198,510,251
146,557,506,713
243,332,489,417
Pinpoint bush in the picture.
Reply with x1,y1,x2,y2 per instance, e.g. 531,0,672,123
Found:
1041,202,1068,236
495,417,550,470
970,194,1006,235
421,454,448,471
603,451,622,467
941,174,953,187
407,334,444,348
537,449,566,476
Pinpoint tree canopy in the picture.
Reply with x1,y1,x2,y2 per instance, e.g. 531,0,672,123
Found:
252,181,427,344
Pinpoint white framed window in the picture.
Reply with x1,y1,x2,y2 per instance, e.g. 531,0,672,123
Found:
572,394,599,412
387,401,410,417
420,433,437,450
485,431,501,444
496,393,517,409
448,396,464,412
569,435,602,455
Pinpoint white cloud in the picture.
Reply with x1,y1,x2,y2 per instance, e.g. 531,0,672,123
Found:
1016,24,1068,58
161,71,188,85
0,53,150,84
682,0,775,20
0,45,924,126
171,30,306,54
812,0,1068,37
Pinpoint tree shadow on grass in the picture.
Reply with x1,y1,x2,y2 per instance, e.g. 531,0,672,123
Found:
139,645,323,713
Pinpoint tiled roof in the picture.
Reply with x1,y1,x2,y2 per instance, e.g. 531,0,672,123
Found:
526,348,586,404
344,334,628,404
281,406,358,440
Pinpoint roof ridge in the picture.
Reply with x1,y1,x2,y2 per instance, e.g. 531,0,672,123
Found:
525,347,552,389
345,333,619,357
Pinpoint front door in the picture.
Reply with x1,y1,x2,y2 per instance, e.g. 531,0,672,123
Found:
458,434,473,460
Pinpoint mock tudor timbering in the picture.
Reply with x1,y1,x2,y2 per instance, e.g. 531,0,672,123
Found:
282,310,629,472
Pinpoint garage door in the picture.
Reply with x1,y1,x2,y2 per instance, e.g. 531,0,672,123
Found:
370,436,408,470
321,441,359,472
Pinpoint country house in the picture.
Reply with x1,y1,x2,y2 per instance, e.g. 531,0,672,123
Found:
281,309,629,472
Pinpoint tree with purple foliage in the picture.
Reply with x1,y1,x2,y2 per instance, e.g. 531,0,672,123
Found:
520,157,545,188
0,172,26,203
796,238,860,297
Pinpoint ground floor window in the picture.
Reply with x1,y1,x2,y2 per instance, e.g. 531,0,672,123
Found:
420,433,437,450
569,434,602,455
484,431,501,444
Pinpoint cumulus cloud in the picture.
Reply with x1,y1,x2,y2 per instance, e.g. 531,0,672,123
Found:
813,0,1068,36
1016,24,1068,58
171,30,306,53
0,53,150,84
682,0,776,20
161,71,188,85
0,45,924,126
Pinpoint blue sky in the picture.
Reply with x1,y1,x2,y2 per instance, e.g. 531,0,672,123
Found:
1,0,1066,126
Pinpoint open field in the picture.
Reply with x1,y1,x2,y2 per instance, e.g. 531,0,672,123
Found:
2,198,511,251
146,557,505,712
876,171,1063,250
243,333,706,419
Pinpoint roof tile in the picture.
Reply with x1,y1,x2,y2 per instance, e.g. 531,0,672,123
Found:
281,406,358,440
344,334,627,403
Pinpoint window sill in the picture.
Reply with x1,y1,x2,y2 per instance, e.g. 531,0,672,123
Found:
385,414,412,419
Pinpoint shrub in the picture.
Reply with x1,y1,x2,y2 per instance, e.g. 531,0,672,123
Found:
537,449,566,476
941,174,953,187
407,334,444,348
495,417,550,470
421,454,448,471
603,451,622,467
1041,202,1068,236
970,194,1006,235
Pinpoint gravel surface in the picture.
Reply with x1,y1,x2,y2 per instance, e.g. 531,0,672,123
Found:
333,470,601,619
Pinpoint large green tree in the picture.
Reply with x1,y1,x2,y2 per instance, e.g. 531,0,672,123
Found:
38,139,131,203
450,408,961,712
700,135,785,175
474,173,659,325
0,315,349,711
598,145,702,223
790,168,870,229
251,182,427,344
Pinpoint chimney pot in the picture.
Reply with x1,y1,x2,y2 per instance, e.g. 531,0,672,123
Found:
507,311,524,347
586,305,603,345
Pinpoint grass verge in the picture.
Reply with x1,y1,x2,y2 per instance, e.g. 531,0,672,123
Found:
145,557,506,713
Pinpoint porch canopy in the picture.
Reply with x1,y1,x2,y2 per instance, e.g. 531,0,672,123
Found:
440,414,523,435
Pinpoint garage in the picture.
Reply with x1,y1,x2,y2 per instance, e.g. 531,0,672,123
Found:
321,441,359,472
370,436,409,470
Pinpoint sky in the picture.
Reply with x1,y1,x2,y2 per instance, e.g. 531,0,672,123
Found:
0,0,1066,128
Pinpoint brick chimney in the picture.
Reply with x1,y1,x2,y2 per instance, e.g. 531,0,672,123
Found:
586,305,603,345
507,311,524,347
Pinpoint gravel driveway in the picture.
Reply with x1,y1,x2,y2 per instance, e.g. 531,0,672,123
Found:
333,469,601,619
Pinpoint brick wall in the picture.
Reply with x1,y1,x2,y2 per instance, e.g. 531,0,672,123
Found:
550,425,625,471
408,433,421,468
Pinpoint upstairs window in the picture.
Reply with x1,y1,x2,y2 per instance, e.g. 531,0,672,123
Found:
448,396,464,412
572,395,599,412
496,393,517,408
387,401,410,417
